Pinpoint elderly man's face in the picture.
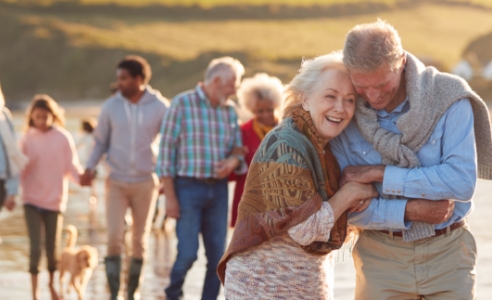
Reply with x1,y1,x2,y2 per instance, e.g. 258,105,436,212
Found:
349,63,404,111
303,69,356,143
216,75,238,104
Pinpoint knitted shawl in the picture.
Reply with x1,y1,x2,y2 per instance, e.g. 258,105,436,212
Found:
355,52,492,241
217,108,346,284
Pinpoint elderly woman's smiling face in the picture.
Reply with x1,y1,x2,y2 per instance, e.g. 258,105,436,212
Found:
252,100,276,127
302,68,356,143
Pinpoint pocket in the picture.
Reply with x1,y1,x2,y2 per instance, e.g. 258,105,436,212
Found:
460,226,478,259
428,128,444,147
349,141,375,158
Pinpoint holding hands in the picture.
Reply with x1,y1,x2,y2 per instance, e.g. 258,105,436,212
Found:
340,164,455,224
4,195,16,211
80,169,95,186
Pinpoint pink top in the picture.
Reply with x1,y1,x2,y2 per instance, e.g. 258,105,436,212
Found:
20,126,82,212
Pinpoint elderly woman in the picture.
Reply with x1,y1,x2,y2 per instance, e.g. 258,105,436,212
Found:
217,52,377,299
230,73,283,227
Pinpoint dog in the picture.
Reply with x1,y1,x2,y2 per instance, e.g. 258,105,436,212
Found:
59,225,98,300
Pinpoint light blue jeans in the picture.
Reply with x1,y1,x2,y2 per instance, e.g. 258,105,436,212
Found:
165,177,228,300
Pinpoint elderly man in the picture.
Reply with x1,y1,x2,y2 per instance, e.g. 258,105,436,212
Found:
156,56,247,300
330,20,492,299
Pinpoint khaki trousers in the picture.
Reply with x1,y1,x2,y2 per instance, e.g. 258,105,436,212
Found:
105,175,159,259
353,226,477,300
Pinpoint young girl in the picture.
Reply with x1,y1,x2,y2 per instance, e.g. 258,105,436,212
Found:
20,95,83,300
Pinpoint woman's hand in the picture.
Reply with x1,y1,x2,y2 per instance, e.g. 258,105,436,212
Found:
341,181,378,213
348,198,372,213
329,182,378,220
343,181,378,200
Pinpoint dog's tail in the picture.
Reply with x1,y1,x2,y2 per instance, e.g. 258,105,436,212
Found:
64,225,78,249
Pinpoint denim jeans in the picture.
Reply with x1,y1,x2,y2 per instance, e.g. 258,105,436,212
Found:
165,177,228,300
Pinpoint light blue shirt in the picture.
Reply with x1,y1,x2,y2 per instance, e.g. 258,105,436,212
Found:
330,98,476,231
0,107,19,196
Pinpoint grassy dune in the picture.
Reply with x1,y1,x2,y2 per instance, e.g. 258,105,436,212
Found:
30,4,492,64
1,1,492,102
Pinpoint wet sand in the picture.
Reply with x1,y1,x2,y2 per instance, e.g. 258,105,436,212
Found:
0,179,491,299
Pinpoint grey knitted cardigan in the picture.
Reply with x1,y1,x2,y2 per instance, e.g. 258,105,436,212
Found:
355,52,492,240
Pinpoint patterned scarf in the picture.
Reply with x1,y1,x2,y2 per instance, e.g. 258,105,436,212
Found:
252,118,276,140
217,108,347,284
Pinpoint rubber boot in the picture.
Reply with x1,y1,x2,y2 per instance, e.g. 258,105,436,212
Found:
105,256,121,300
127,257,144,300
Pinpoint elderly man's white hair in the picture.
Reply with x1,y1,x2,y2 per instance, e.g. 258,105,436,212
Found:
204,56,245,85
238,73,283,114
343,19,404,73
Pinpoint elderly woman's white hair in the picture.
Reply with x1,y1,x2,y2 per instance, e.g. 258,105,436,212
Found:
237,73,283,115
283,51,346,118
204,56,245,86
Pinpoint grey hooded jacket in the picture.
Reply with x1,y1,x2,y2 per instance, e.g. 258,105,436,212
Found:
87,87,168,183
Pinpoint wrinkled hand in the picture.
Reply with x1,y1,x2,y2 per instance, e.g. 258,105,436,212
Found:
230,146,248,157
342,181,378,213
348,198,372,213
166,196,180,219
80,169,95,186
215,157,240,179
343,181,379,200
4,195,16,211
340,165,385,187
405,199,455,224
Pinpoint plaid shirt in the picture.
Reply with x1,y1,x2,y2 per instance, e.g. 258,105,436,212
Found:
156,84,247,179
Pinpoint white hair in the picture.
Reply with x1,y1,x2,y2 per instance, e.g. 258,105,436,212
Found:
283,51,347,118
204,56,245,86
238,73,283,115
343,19,404,72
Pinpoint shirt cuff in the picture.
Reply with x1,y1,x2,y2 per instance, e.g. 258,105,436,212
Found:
385,199,412,230
382,165,409,196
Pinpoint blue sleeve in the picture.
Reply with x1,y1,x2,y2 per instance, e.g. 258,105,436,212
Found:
5,176,18,196
383,99,476,201
86,103,111,170
3,108,19,195
348,198,410,230
330,134,411,230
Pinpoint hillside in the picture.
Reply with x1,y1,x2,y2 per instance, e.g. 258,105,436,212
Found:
1,0,492,103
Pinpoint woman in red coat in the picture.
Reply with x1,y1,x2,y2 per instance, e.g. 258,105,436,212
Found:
230,73,284,226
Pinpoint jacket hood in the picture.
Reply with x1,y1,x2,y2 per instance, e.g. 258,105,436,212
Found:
116,85,166,106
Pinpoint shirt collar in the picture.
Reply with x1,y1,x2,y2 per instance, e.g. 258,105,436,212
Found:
374,96,409,117
196,83,212,106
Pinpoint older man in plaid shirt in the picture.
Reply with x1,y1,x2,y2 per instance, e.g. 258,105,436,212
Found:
156,56,247,300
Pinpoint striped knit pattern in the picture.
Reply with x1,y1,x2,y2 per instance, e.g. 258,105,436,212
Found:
156,85,244,178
